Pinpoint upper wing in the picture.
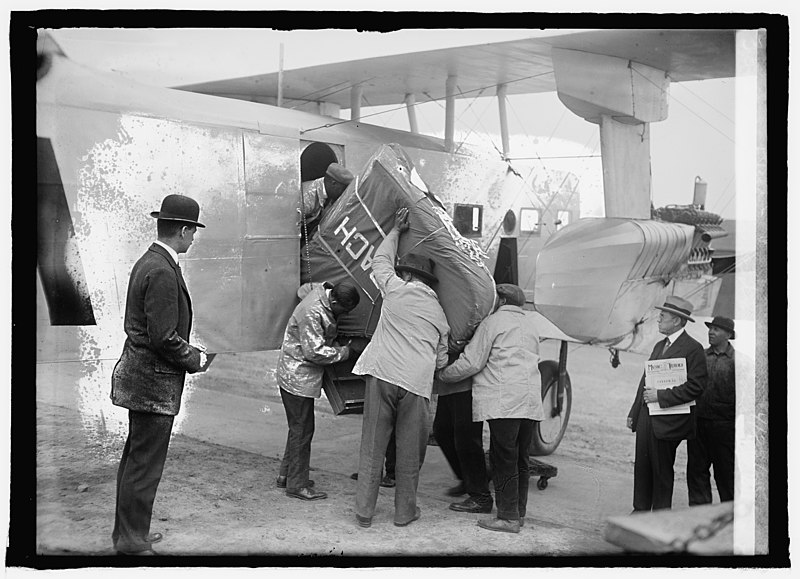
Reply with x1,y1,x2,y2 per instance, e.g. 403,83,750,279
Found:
175,29,736,108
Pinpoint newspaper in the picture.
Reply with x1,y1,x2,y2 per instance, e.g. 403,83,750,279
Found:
645,358,696,416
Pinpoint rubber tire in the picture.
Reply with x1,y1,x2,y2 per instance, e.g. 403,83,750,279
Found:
529,360,572,456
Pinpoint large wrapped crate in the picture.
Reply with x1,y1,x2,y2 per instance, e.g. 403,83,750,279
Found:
301,143,496,351
301,144,496,414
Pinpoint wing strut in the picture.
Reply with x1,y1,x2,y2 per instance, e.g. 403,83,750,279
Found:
497,83,510,158
445,75,457,152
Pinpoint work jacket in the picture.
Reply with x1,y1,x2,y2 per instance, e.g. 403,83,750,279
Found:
275,283,350,398
438,305,544,421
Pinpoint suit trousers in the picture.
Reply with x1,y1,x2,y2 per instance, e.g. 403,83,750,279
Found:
687,418,735,505
112,410,174,553
487,418,533,522
355,376,429,524
433,390,490,504
279,388,316,490
633,408,681,511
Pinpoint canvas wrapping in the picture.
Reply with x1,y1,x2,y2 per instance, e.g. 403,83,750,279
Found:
301,144,496,353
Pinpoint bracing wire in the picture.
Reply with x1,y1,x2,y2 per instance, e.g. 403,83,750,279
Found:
631,67,734,144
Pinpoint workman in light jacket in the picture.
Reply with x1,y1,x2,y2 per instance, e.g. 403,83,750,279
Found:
352,207,450,528
275,281,360,501
438,284,544,534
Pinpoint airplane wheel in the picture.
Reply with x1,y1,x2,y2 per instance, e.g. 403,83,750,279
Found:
529,360,572,456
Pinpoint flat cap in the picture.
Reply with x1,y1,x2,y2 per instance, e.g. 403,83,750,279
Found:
496,284,526,307
325,163,354,185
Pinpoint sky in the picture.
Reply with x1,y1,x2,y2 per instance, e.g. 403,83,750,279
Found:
47,27,738,220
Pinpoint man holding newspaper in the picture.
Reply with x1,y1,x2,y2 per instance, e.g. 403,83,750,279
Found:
627,297,709,512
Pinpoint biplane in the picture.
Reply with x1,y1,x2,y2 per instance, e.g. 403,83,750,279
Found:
36,28,738,455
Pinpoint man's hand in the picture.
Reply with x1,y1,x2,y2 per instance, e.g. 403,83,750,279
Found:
394,207,410,233
626,416,634,431
643,386,659,405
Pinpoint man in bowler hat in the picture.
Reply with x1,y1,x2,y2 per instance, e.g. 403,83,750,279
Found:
352,207,450,528
687,316,739,504
627,296,708,511
110,194,208,555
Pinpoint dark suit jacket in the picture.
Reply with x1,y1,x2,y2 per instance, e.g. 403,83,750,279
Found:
627,330,708,441
111,243,202,415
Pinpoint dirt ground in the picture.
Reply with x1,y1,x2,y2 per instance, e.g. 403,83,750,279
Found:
29,342,706,566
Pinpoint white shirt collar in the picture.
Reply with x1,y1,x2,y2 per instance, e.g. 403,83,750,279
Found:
666,327,685,344
154,240,179,265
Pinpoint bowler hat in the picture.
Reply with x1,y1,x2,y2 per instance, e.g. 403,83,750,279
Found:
705,316,735,339
655,296,695,323
496,284,526,307
150,194,205,228
395,253,437,284
325,163,354,185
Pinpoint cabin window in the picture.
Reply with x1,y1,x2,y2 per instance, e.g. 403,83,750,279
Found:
453,204,483,238
519,208,541,235
556,210,571,231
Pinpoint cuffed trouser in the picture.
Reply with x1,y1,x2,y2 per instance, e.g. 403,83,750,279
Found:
279,387,316,490
687,418,735,505
433,390,490,505
355,376,429,524
112,410,174,553
487,418,533,522
632,409,681,511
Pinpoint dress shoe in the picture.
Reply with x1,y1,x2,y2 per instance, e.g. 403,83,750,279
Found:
277,476,314,489
356,514,372,528
394,507,421,527
117,548,157,556
449,497,493,514
146,532,163,544
380,474,396,488
446,482,466,497
477,516,520,534
285,486,327,501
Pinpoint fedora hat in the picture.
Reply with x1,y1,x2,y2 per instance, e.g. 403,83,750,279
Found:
395,253,437,284
325,163,355,186
150,194,205,228
705,316,735,339
655,296,695,323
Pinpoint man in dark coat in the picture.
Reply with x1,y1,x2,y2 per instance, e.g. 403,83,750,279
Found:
110,194,207,555
687,316,739,504
627,296,708,512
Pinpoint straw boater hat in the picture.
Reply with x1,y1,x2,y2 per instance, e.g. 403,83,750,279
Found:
395,253,437,284
655,296,695,323
150,194,205,228
705,316,735,339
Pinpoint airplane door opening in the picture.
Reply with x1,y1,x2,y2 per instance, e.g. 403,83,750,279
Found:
300,142,339,181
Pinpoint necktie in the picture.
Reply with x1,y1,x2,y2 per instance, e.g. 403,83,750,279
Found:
662,338,671,357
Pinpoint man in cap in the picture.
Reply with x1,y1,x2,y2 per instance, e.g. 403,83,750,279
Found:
275,280,360,501
687,316,738,504
301,162,355,243
439,284,544,533
111,194,208,555
627,296,708,511
352,207,450,528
